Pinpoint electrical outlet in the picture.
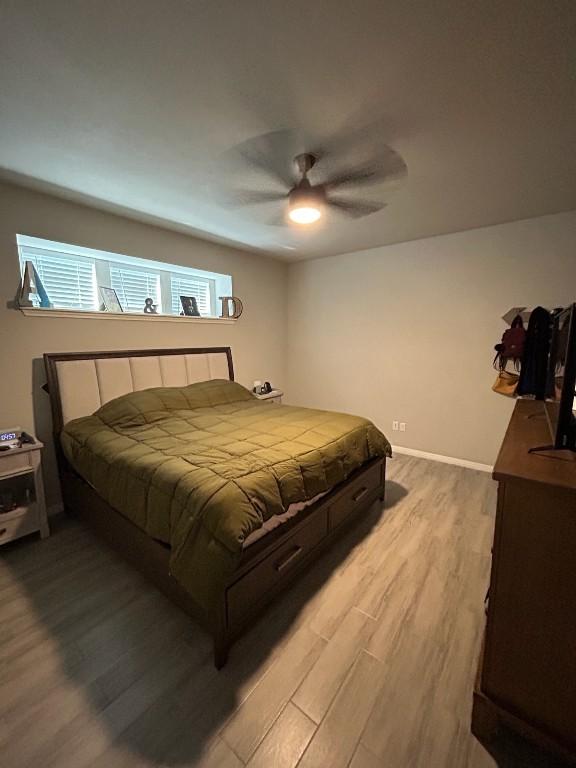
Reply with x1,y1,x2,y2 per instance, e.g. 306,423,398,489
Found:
399,422,406,432
392,420,399,431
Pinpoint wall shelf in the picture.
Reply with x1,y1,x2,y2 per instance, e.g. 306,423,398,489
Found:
19,307,236,324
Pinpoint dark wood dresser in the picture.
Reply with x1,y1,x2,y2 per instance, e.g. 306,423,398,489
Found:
472,399,576,762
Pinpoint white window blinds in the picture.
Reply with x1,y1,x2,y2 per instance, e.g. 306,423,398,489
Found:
23,250,97,310
17,235,230,317
170,275,212,316
110,266,161,312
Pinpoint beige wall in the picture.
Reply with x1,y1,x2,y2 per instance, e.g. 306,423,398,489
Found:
0,181,287,505
2,177,575,502
285,211,576,467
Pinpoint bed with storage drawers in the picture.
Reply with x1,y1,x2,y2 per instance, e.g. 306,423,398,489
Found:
44,347,390,667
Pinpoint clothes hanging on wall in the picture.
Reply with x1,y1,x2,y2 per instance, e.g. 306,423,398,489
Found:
517,306,553,399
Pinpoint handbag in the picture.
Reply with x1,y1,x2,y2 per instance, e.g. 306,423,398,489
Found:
492,370,519,397
493,315,526,371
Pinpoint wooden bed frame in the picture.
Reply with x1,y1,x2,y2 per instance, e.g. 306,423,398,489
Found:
44,347,386,668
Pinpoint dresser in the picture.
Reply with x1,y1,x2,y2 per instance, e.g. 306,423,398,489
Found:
472,399,576,762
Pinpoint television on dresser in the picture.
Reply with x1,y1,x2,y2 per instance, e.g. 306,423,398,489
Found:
544,303,576,451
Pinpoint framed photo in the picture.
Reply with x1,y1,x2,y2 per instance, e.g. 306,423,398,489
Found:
180,295,200,317
99,286,123,313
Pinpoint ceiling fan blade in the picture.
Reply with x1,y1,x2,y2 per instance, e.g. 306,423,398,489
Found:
323,146,407,190
239,150,293,189
228,189,287,206
327,199,387,218
324,166,389,189
235,130,296,189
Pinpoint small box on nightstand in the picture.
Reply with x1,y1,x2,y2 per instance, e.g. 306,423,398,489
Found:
0,432,49,546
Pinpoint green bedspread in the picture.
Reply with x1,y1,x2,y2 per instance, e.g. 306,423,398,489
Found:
61,379,391,611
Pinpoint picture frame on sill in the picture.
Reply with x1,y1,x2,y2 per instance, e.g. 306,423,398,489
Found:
99,286,124,313
180,296,201,317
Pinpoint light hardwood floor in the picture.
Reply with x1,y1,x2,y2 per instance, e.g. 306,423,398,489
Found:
0,455,561,767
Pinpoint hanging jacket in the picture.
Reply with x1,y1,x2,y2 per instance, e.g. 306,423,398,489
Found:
517,306,552,399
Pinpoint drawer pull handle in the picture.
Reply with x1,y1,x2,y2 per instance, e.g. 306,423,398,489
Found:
0,528,7,537
352,487,368,503
275,545,303,572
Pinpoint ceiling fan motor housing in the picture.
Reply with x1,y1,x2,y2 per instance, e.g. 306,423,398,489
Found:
289,182,326,209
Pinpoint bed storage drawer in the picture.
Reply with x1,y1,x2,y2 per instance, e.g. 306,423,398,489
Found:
329,462,382,530
226,509,328,628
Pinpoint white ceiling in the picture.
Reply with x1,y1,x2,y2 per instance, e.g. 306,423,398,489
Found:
1,0,575,260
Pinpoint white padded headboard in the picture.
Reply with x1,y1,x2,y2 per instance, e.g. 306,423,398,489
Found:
45,347,233,428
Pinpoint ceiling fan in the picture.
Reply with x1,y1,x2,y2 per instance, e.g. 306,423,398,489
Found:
230,145,407,225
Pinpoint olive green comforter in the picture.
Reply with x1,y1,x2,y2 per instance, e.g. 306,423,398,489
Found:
61,380,391,610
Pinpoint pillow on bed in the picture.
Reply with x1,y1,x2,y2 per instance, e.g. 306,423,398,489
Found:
96,379,255,427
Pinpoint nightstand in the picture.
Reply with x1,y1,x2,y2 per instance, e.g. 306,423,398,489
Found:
0,437,49,545
254,389,283,404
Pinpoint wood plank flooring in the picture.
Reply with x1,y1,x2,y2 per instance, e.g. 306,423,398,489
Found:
0,455,560,767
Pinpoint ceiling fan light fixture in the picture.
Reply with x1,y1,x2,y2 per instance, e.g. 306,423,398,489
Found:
229,142,406,226
288,205,322,224
288,185,324,225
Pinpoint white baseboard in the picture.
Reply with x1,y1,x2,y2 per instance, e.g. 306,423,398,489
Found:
391,445,493,474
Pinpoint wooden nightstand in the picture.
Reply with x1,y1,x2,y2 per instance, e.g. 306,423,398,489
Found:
0,437,49,545
254,389,283,404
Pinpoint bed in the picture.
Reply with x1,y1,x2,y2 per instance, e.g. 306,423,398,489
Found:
44,347,390,667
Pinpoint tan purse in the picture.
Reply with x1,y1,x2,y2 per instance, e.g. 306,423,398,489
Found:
492,370,519,397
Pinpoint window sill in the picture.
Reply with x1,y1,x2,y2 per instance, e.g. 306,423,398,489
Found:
19,307,237,324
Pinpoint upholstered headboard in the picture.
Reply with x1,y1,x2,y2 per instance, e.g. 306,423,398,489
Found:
44,347,234,432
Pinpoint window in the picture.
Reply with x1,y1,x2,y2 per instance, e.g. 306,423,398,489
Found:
110,265,161,313
170,274,212,316
22,249,97,310
17,235,232,317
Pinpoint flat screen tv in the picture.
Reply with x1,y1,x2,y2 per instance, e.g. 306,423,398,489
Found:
544,303,576,450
